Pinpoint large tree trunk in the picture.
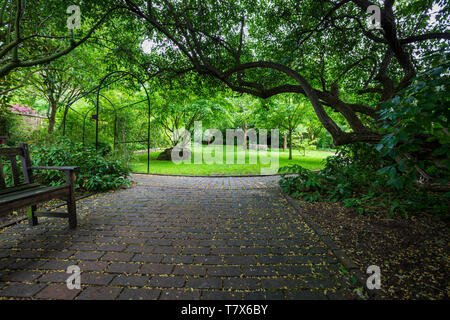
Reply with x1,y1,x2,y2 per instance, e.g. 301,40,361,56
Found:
288,129,293,160
47,98,57,134
208,127,213,145
57,104,70,133
242,121,247,151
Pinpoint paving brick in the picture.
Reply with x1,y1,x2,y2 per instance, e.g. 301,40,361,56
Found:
106,263,140,274
0,250,10,258
40,260,74,271
224,255,257,265
183,247,210,255
98,244,127,252
7,258,46,269
140,264,174,275
277,265,313,276
76,287,122,300
207,266,242,277
118,288,161,300
10,249,43,259
119,237,144,245
72,251,104,260
173,265,207,276
286,290,328,300
100,252,134,262
0,259,13,270
241,247,272,255
244,291,285,300
132,254,163,263
160,289,200,300
149,276,185,288
2,271,42,282
210,247,241,255
258,255,290,265
201,291,243,300
243,266,277,276
146,239,172,246
95,237,120,244
110,275,150,287
298,277,337,289
45,250,75,259
77,261,108,272
38,271,68,283
185,277,222,289
193,256,223,265
70,244,98,251
81,272,115,285
0,283,45,298
223,278,261,290
153,246,182,254
162,255,194,264
125,245,154,253
261,278,301,289
35,284,81,300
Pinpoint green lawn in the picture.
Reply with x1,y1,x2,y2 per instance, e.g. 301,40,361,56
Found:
130,145,333,175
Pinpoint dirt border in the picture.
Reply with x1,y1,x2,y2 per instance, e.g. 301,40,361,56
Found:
280,190,381,299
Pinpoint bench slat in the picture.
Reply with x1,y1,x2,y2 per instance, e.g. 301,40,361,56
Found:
0,185,67,205
19,143,34,184
0,160,5,188
0,185,69,217
8,156,20,186
0,183,41,196
0,148,23,157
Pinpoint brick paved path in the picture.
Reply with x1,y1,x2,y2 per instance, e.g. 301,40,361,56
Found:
0,174,357,300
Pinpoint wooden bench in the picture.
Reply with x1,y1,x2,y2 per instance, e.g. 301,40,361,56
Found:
0,143,78,229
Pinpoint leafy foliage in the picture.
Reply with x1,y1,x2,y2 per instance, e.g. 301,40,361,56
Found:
279,143,450,219
376,52,450,189
30,137,131,192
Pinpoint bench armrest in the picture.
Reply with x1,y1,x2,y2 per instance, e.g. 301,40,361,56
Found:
30,166,78,187
30,166,79,172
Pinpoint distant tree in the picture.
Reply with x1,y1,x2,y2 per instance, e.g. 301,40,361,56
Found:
153,90,228,149
0,0,120,80
262,96,308,160
116,0,449,183
26,46,102,133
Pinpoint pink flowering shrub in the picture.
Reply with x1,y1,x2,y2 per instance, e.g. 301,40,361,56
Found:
9,104,36,115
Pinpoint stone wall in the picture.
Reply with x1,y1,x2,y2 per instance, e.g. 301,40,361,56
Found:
13,113,47,131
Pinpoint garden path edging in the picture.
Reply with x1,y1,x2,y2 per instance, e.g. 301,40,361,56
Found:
280,190,381,300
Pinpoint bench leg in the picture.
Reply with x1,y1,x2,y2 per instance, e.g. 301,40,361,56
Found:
67,197,77,229
66,171,77,229
27,205,38,226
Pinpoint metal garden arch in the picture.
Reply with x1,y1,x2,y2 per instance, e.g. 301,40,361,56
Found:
95,71,152,173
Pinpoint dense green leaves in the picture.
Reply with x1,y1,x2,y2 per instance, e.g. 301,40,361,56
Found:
279,143,450,219
30,137,131,192
376,52,450,189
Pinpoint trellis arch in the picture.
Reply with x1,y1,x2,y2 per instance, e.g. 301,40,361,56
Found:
94,71,152,173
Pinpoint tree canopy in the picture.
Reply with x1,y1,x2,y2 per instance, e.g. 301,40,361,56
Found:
0,0,448,184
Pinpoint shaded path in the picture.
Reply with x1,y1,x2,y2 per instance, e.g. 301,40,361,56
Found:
0,174,357,300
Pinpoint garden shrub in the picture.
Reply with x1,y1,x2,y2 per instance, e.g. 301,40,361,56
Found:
279,143,450,219
279,54,450,219
88,141,112,157
376,53,450,189
30,137,131,192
